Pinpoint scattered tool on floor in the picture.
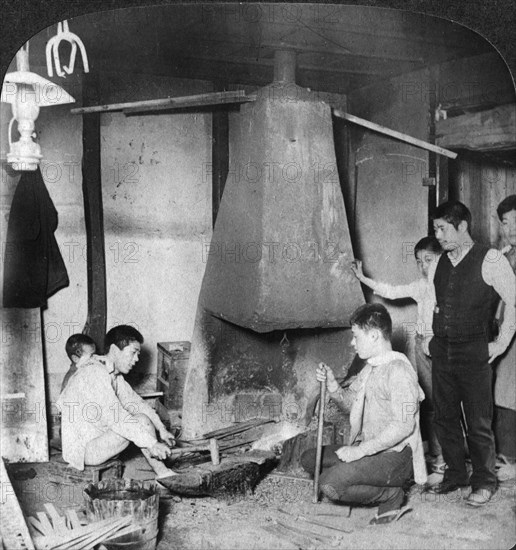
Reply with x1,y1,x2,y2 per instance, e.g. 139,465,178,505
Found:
266,520,334,546
277,507,353,534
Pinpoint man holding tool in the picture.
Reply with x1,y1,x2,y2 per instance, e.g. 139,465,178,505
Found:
301,304,427,525
58,325,175,470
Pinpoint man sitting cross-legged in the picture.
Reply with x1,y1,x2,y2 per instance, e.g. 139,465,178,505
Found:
301,304,427,525
58,324,175,470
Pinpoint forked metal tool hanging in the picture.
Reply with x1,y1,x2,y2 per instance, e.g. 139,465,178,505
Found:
46,20,90,77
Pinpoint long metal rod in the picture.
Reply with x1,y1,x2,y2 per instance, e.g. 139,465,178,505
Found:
312,379,327,504
333,109,457,159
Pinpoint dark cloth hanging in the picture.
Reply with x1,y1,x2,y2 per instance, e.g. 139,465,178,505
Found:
3,168,69,308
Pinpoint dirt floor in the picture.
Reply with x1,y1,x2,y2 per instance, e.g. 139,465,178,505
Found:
122,454,516,550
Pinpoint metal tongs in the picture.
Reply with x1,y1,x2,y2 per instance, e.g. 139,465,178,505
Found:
46,20,89,77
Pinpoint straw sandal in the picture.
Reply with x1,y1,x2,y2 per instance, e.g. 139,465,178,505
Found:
430,461,447,475
496,455,516,482
369,506,412,525
466,488,494,507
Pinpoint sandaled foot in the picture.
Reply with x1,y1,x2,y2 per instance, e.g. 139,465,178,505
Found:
496,455,516,482
466,488,494,507
430,461,447,475
369,506,412,525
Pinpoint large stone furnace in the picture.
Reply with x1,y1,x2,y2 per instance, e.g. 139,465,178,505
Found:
182,51,364,439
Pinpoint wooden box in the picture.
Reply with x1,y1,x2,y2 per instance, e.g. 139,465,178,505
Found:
156,341,191,410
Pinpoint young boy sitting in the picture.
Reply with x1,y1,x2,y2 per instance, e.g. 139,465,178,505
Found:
61,334,96,393
351,237,444,473
301,303,426,525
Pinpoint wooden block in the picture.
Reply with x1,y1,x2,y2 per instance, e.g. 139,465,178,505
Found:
159,460,260,497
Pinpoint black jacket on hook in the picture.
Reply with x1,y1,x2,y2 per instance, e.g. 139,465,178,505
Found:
3,168,69,308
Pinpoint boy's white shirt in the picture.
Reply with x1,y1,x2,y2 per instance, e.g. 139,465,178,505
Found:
371,278,435,340
332,350,427,485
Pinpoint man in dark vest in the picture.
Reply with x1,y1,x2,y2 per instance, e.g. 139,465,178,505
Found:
426,200,516,506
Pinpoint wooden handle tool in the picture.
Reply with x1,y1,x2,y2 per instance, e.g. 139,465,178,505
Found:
312,379,326,503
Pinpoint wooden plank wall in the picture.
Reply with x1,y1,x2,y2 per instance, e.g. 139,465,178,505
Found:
451,154,516,247
0,309,49,462
436,52,515,248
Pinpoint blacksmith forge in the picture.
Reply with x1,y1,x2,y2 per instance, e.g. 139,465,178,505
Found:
182,50,364,439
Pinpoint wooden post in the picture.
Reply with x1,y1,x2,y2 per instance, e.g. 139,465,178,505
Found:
312,379,326,503
81,74,107,350
436,155,450,206
209,438,220,465
212,106,229,227
427,66,438,228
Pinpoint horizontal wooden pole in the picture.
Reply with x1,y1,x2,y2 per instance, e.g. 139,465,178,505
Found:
333,108,457,159
71,90,255,115
124,92,256,114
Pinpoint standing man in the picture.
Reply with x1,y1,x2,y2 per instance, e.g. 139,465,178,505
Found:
493,195,516,468
427,201,516,506
58,325,175,470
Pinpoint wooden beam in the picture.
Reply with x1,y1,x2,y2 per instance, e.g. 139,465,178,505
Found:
71,91,254,115
257,42,424,63
81,74,107,350
436,104,516,152
90,57,373,95
177,53,392,76
333,109,458,159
